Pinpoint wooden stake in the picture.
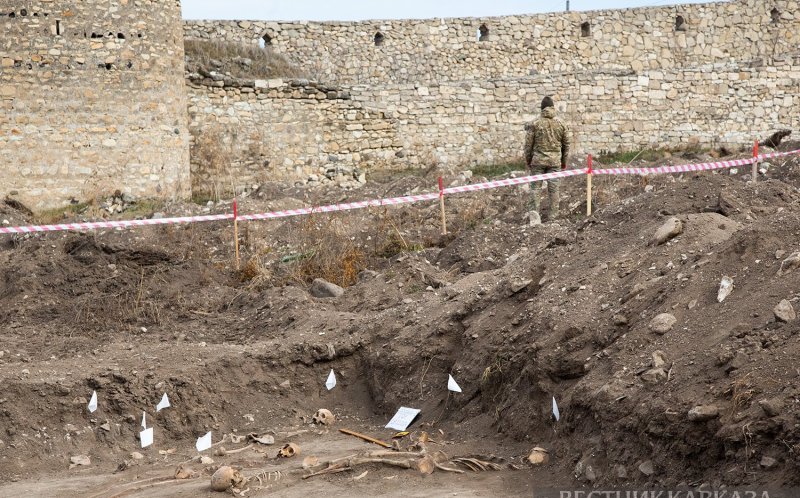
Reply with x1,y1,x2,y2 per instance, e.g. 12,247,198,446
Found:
438,176,447,235
751,140,759,183
586,154,593,217
339,428,392,448
233,199,240,270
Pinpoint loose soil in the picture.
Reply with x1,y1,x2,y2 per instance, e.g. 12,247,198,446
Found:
2,146,800,496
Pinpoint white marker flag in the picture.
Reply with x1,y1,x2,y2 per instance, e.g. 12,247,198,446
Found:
447,374,462,393
156,393,171,412
552,396,560,422
88,391,98,413
140,427,154,448
141,411,147,430
385,407,421,431
326,370,337,391
196,431,212,452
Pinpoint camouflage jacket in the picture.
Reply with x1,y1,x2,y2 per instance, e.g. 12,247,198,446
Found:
524,107,571,168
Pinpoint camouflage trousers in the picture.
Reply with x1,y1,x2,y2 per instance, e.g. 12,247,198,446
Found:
529,164,560,219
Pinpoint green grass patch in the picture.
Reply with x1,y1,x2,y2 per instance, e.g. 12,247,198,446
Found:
596,149,670,164
470,162,526,178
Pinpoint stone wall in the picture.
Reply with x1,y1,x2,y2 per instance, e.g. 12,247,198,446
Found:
0,0,190,210
188,57,800,191
184,0,798,85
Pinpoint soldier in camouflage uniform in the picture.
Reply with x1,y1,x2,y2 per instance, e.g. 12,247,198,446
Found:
524,96,571,221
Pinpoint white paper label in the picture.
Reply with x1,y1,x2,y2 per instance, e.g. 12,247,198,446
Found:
447,374,462,393
140,427,154,448
326,369,337,391
196,431,212,452
552,397,560,422
88,391,98,413
156,393,171,412
385,407,421,431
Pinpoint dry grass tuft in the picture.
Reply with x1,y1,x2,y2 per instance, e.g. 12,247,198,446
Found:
184,39,305,80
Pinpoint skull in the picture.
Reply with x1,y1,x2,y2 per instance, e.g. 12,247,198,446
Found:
312,408,335,426
278,442,301,458
210,465,246,491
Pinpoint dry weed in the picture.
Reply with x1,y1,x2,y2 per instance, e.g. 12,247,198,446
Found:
184,39,305,80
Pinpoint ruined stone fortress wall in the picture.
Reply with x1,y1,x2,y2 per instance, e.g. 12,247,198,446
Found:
184,0,799,192
184,0,797,85
0,0,190,210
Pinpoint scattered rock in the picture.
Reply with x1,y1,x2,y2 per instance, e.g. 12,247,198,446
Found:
302,456,319,469
279,379,291,389
527,447,550,465
199,456,214,465
69,455,91,469
758,398,783,417
615,464,628,479
309,278,344,298
612,314,628,326
641,368,667,384
130,452,144,460
99,422,111,432
688,405,719,422
717,276,734,303
726,351,749,372
760,456,778,469
688,299,698,310
652,350,667,368
211,466,246,492
718,192,742,216
649,313,676,334
638,460,654,476
778,252,800,275
649,217,683,246
773,299,796,323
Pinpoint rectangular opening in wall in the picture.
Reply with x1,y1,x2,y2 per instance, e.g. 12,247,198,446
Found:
56,19,62,36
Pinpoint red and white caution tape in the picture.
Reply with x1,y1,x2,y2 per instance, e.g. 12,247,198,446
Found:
238,192,441,221
442,168,586,195
0,213,233,235
1,149,799,235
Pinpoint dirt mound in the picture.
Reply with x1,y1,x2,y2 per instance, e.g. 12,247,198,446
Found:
2,151,800,494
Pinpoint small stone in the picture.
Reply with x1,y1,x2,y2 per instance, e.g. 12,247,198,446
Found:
70,455,91,468
584,465,597,482
130,452,144,460
760,456,777,469
650,217,683,246
688,405,719,422
758,398,783,417
199,456,214,465
773,299,796,323
528,210,542,226
649,313,676,334
688,299,698,310
279,379,291,389
652,350,667,368
309,278,344,298
638,460,654,476
100,423,111,432
612,314,628,326
778,252,800,275
717,276,734,303
641,368,667,384
615,464,628,479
